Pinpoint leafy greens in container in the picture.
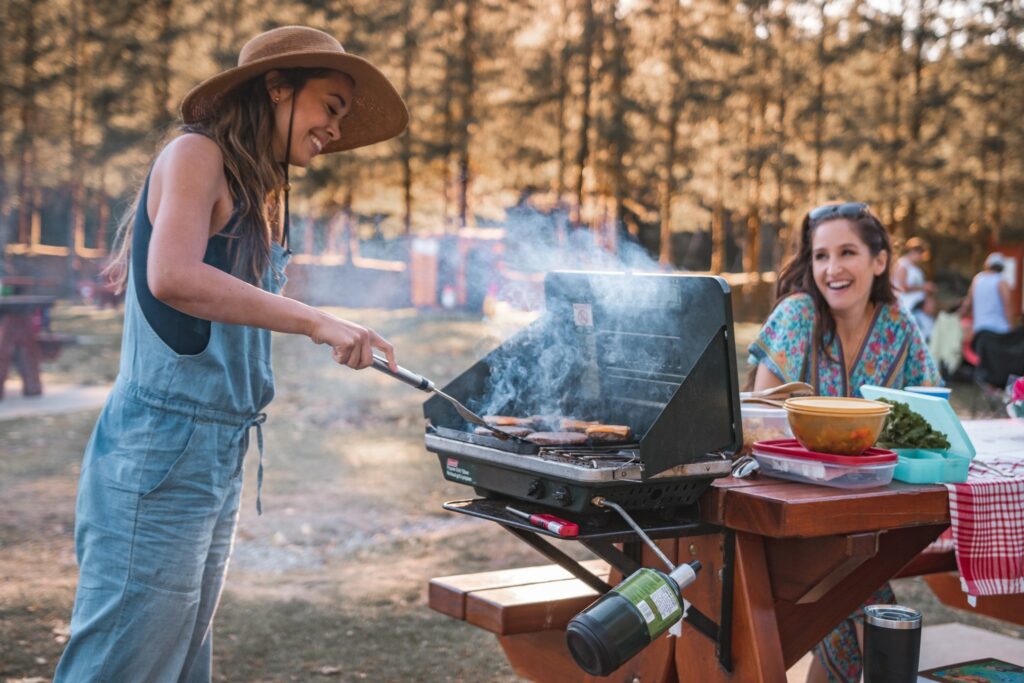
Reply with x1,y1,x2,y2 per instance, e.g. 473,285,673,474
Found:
876,399,951,450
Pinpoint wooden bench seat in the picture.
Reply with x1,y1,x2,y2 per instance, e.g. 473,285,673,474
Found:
429,559,680,683
429,559,610,635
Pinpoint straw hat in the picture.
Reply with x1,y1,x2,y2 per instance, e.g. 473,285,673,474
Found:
180,26,409,153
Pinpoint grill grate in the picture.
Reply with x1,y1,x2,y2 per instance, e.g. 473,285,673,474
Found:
537,444,640,469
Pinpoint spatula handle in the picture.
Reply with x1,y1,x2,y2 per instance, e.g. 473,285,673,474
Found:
371,355,433,392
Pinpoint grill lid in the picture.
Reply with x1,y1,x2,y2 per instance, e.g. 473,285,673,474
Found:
424,271,743,480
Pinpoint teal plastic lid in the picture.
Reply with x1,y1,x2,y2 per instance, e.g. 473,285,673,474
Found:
859,385,975,460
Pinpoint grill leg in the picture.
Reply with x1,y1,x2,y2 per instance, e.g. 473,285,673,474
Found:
579,539,643,577
500,525,613,594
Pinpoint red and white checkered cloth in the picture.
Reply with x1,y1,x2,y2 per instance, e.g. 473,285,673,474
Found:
926,456,1024,597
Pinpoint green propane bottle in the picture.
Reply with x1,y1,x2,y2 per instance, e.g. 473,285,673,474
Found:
565,560,701,676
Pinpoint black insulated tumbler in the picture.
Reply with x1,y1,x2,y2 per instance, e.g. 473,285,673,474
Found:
863,604,922,683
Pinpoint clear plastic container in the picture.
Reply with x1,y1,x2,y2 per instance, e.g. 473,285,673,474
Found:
752,439,897,489
740,402,793,454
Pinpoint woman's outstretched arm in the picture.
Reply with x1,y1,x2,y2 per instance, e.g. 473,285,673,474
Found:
145,134,396,370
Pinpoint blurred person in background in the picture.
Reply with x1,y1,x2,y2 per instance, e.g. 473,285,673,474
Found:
53,26,409,683
893,236,937,336
748,202,941,683
960,252,1024,388
962,252,1014,340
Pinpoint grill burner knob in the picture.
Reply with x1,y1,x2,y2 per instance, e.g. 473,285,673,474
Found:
553,486,573,507
527,479,546,499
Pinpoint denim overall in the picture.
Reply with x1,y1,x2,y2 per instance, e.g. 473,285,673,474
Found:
54,194,290,682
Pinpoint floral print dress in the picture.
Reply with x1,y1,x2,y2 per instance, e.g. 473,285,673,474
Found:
748,293,940,398
748,292,942,683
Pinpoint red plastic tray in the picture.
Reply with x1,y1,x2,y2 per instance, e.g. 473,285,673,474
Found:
752,438,897,465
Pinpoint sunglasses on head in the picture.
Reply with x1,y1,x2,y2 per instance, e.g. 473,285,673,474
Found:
808,202,870,224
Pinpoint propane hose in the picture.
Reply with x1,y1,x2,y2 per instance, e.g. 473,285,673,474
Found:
591,496,675,572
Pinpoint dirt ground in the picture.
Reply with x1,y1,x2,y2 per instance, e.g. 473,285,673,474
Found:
1,304,1019,683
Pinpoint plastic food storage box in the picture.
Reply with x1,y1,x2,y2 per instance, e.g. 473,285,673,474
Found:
859,385,976,484
739,401,793,452
752,439,897,489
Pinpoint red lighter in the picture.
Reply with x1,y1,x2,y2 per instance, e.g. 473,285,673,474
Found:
505,506,580,537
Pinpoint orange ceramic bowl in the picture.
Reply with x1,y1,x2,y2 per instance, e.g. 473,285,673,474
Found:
784,397,890,456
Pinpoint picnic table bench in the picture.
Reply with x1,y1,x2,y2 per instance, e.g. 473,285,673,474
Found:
429,420,1024,683
0,294,67,399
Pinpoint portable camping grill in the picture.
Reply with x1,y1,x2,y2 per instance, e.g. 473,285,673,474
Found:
423,271,743,514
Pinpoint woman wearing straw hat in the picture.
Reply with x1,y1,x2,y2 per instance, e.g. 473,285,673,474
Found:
54,26,408,682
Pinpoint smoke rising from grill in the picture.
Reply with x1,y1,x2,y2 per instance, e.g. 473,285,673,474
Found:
462,204,673,422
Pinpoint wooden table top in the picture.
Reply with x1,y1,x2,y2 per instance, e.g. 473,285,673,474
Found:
701,477,948,538
701,418,1020,539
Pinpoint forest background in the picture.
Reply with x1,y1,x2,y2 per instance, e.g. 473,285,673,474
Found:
1,0,1023,278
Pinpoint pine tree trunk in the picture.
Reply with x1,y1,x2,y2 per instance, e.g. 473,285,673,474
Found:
658,0,683,267
905,2,926,238
658,112,679,266
0,0,10,266
711,159,725,273
441,49,454,228
457,0,475,229
573,0,595,225
991,119,1006,245
886,20,904,230
811,1,827,204
96,164,110,254
15,5,38,246
744,92,766,276
607,0,626,245
153,0,174,126
555,0,569,201
773,37,789,270
67,0,90,292
400,0,415,234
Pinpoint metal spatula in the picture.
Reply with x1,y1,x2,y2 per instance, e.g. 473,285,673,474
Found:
370,355,527,442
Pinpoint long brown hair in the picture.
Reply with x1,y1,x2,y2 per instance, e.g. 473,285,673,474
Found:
105,67,332,291
774,207,896,359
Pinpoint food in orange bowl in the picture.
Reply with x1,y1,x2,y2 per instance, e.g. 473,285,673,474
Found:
784,397,891,456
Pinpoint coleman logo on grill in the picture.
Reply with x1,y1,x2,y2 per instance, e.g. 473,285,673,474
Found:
445,459,475,484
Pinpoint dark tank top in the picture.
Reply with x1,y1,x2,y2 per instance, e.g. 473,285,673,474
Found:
131,174,235,355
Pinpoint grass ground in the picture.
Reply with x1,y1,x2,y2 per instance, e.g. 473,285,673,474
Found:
0,304,1018,682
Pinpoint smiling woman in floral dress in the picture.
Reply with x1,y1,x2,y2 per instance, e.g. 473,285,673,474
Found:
748,202,941,682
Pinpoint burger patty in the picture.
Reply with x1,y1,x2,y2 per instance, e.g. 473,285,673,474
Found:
474,425,534,438
585,424,633,443
560,418,599,432
526,431,589,446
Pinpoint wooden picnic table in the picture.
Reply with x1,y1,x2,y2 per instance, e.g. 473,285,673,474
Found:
636,419,1023,682
0,295,58,398
431,419,1023,683
673,477,949,681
